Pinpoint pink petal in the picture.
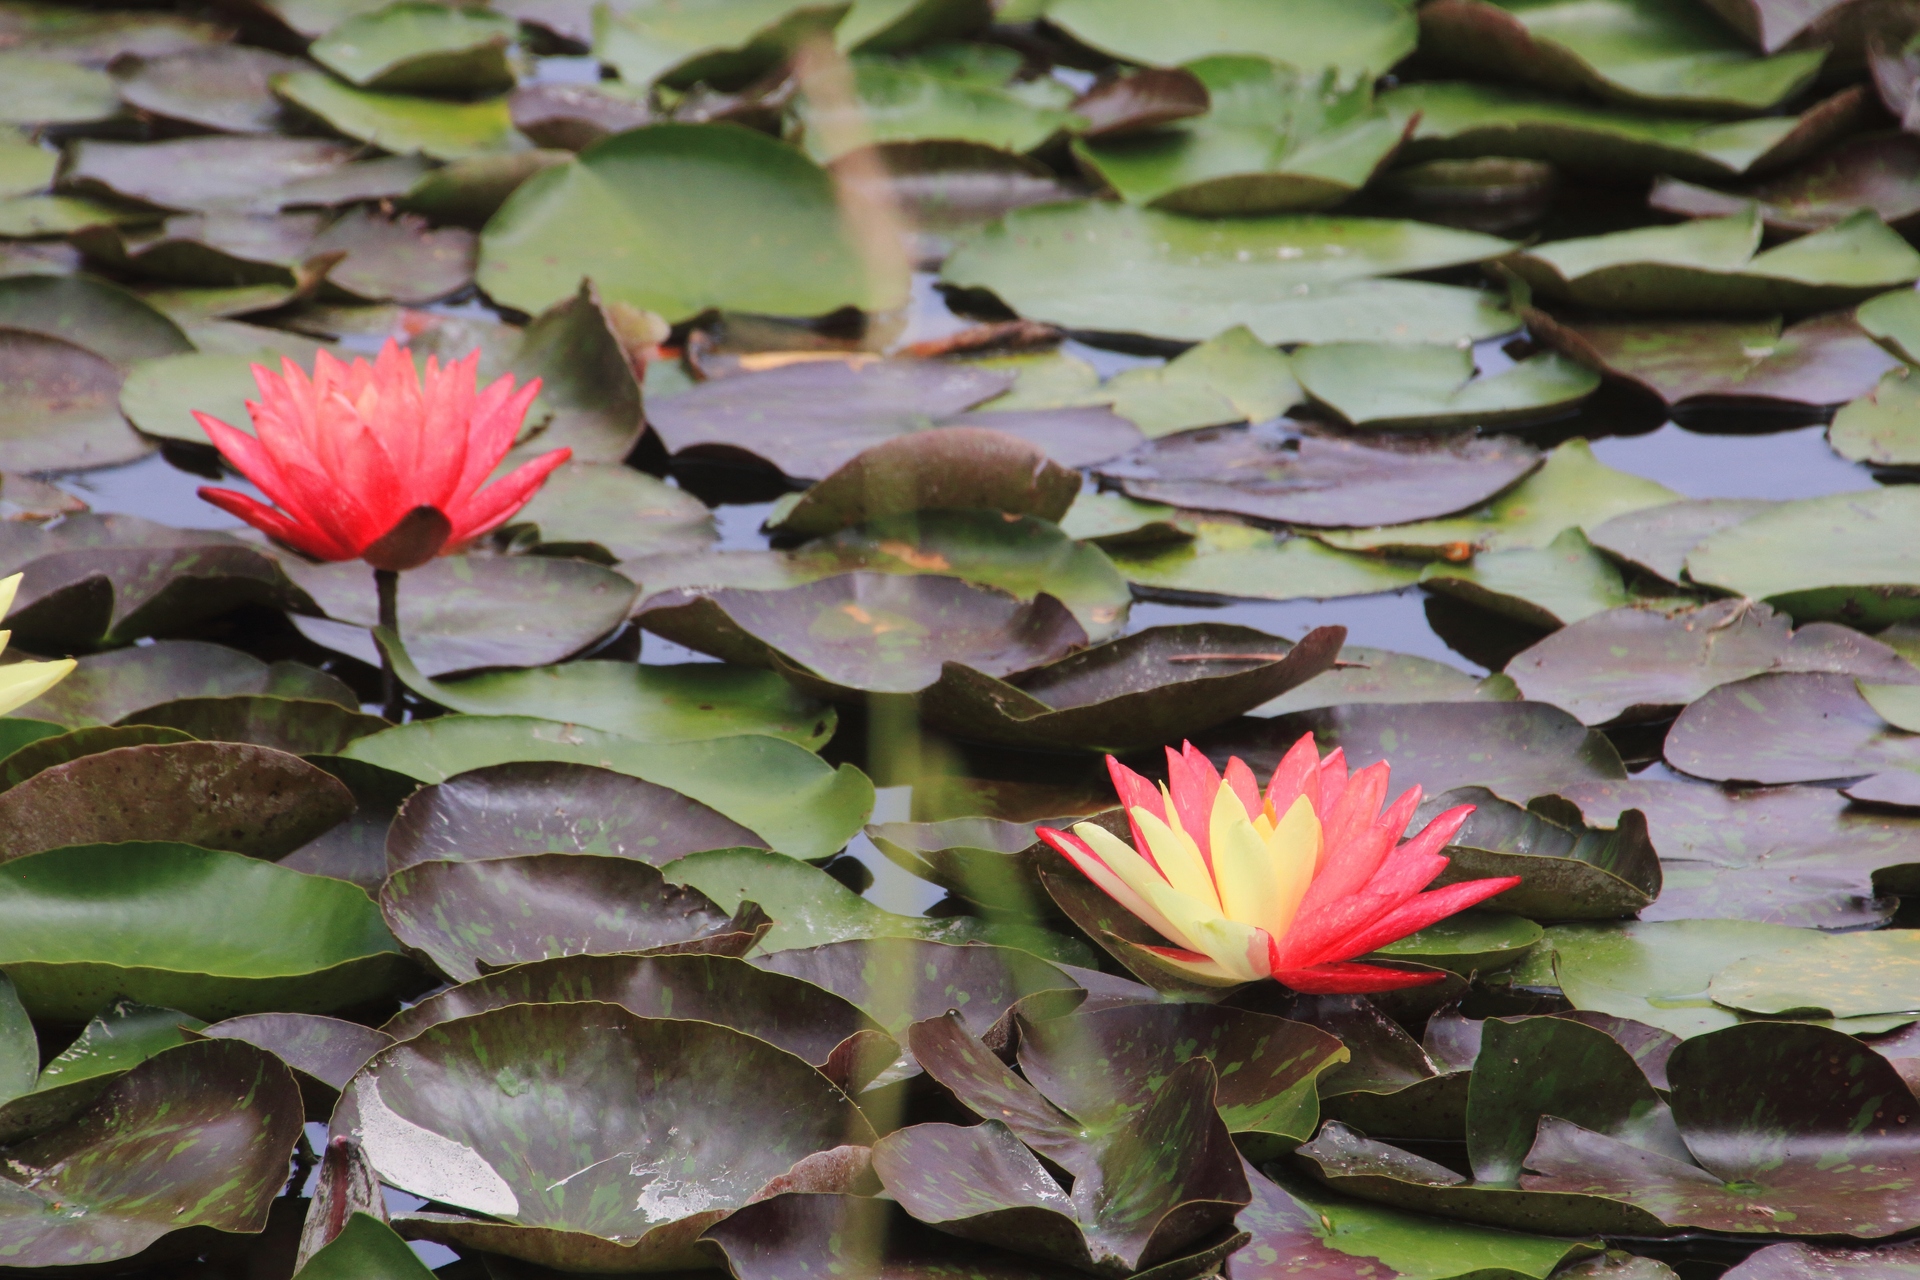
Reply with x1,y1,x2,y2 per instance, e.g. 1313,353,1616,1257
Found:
197,488,346,561
1263,732,1323,817
1323,876,1523,962
1223,755,1262,821
1164,744,1217,866
1273,962,1449,994
1105,755,1167,876
446,447,570,543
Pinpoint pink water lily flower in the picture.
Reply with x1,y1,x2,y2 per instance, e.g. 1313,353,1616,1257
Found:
1037,734,1521,992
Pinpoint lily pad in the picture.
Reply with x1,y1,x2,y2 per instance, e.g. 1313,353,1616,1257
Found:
379,953,890,1091
338,1001,875,1271
0,329,151,472
341,716,875,859
0,998,204,1144
1203,699,1626,806
283,553,635,676
274,70,524,162
0,841,409,1020
71,210,325,288
112,45,311,134
297,1212,435,1280
14,639,356,728
1291,343,1597,430
0,740,354,863
918,622,1343,751
637,572,1087,697
1649,133,1920,236
121,694,389,756
1419,528,1647,631
1374,911,1544,977
1416,786,1661,920
1097,325,1302,438
379,852,766,981
61,136,361,215
0,1040,301,1269
1073,56,1404,215
753,936,1078,1040
310,3,517,93
1529,311,1899,410
1042,0,1416,80
1697,0,1854,51
0,273,191,367
0,53,119,126
480,123,904,323
1418,0,1823,113
1722,1241,1920,1277
1587,498,1775,585
0,6,228,64
941,201,1518,346
1667,670,1920,797
1254,645,1513,717
1543,918,1822,1037
1509,209,1920,314
1317,440,1680,558
1109,519,1424,602
1099,425,1542,530
505,283,649,465
1708,931,1920,1019
503,461,714,560
866,814,1064,910
592,0,847,89
306,206,476,305
1507,599,1918,725
1563,778,1919,929
386,761,764,871
796,52,1080,163
767,426,1079,539
0,725,187,791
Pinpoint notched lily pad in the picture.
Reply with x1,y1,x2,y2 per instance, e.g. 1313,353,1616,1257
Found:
1665,670,1920,794
1707,931,1920,1019
1291,342,1598,430
1686,486,1920,626
1419,786,1662,920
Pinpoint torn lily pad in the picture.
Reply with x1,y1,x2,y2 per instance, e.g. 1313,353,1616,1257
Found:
1587,498,1775,585
1290,341,1598,430
1509,209,1920,314
942,200,1518,346
1685,486,1920,626
1073,56,1405,215
0,998,204,1144
1830,365,1920,465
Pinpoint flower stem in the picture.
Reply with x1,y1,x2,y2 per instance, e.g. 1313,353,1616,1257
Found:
375,567,401,721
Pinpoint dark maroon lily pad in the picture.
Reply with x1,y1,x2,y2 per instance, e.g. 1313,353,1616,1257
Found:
919,623,1343,752
0,740,354,862
0,723,193,790
1507,600,1919,726
72,210,325,287
386,761,765,873
378,852,766,982
1521,1022,1920,1236
638,572,1087,698
767,426,1081,539
111,45,310,134
379,952,893,1092
1416,786,1661,919
61,136,360,214
1562,778,1920,929
1587,498,1775,586
1665,670,1920,793
1071,68,1211,140
1094,423,1543,529
283,553,637,676
0,1039,301,1270
121,694,389,755
0,998,204,1145
1722,1240,1920,1278
337,1001,875,1272
1196,700,1627,807
1649,134,1920,236
647,356,1141,479
1288,994,1468,1141
13,639,356,727
1528,311,1900,410
308,206,476,306
199,1012,392,1120
867,814,1057,910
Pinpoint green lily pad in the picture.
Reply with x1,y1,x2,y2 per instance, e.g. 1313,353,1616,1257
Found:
593,0,847,89
341,716,875,859
670,846,1090,962
112,45,311,134
0,329,151,472
1206,699,1626,806
917,622,1343,752
0,53,119,125
1564,778,1919,929
1508,599,1917,726
1697,0,1853,51
379,852,765,981
1254,645,1513,717
0,998,204,1144
311,3,517,93
504,284,650,466
638,572,1086,698
1587,498,1775,586
1708,931,1920,1019
0,6,228,63
0,193,145,238
0,130,52,201
1375,911,1544,977
1510,210,1920,314
1687,487,1920,626
283,553,635,676
1042,0,1416,80
1060,492,1188,551
796,52,1079,163
0,740,354,863
386,760,765,870
62,136,362,214
0,1040,301,1269
941,201,1517,346
1418,0,1823,114
1380,80,1866,182
0,273,191,367
1544,918,1824,1038
0,841,409,1020
839,0,990,50
1532,310,1898,411
298,1212,435,1280
338,1001,875,1272
120,695,389,756
1099,326,1302,438
502,460,714,560
1419,786,1661,920
379,953,891,1091
480,123,903,323
15,639,356,728
1291,342,1598,430
1830,364,1920,464
1109,519,1424,601
274,70,524,161
1073,57,1404,215
1650,133,1920,237
1858,282,1920,362
1317,440,1680,558
1418,528,1644,631
866,814,1061,911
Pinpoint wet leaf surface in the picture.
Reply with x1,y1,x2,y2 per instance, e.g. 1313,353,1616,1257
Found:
0,998,203,1144
1543,918,1828,1037
1587,497,1776,584
273,71,524,162
15,639,355,727
1418,527,1648,631
1109,519,1424,602
1707,930,1920,1017
1254,644,1511,717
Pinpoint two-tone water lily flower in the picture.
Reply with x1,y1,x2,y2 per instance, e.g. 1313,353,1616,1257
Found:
0,574,73,715
1037,734,1521,992
196,341,568,572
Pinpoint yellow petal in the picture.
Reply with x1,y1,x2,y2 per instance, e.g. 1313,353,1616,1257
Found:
1070,821,1193,949
1210,782,1284,932
1135,946,1252,987
1183,914,1269,982
1259,795,1321,941
0,574,20,622
1133,803,1220,910
1075,820,1231,958
0,657,73,717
